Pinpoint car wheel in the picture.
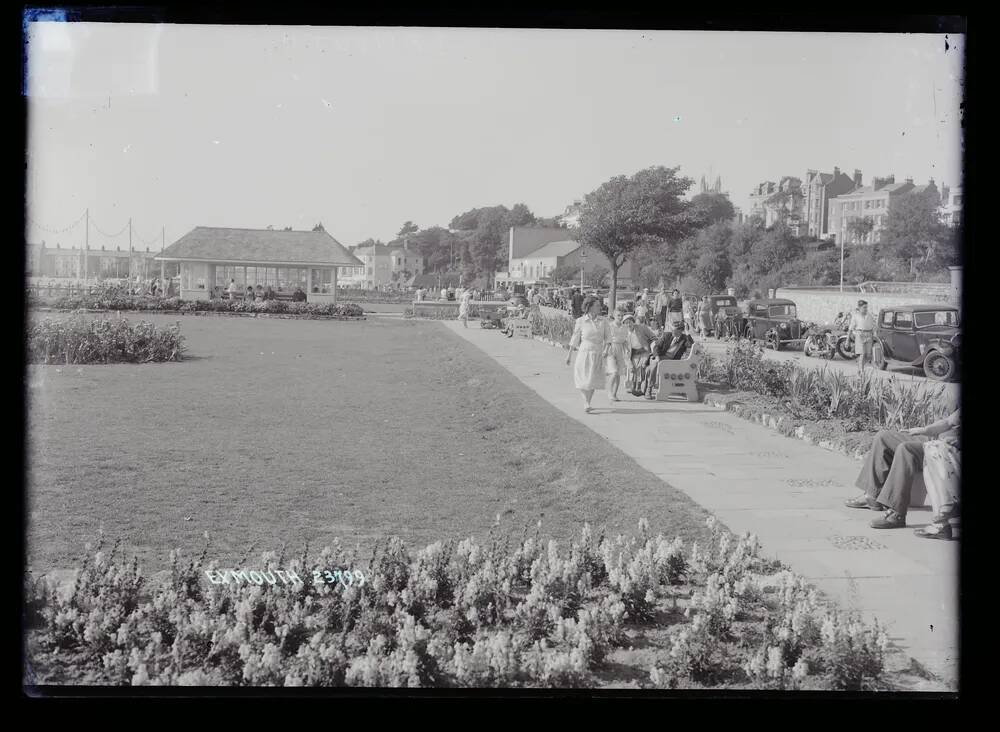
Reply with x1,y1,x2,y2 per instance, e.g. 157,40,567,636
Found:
872,342,888,370
836,336,858,361
804,342,814,357
923,351,956,381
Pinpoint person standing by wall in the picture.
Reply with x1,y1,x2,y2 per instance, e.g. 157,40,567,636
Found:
571,288,584,319
697,296,712,336
848,300,876,374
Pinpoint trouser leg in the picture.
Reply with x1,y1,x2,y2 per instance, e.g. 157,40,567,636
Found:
876,441,926,516
855,430,912,499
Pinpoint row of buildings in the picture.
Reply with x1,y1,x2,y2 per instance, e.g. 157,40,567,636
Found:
746,168,963,244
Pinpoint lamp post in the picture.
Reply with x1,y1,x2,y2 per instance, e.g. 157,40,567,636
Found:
580,248,587,291
839,235,845,292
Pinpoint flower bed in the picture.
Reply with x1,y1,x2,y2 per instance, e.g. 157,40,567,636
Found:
28,313,185,364
24,518,903,689
30,293,364,319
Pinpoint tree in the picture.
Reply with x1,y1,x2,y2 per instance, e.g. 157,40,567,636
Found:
578,166,693,311
694,249,730,293
882,193,958,275
845,216,875,245
507,203,536,227
312,222,326,232
585,265,609,289
398,221,419,237
746,223,804,277
689,192,736,228
548,264,580,286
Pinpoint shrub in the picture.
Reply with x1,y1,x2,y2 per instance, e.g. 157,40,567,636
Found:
27,313,185,364
31,294,363,319
26,520,893,689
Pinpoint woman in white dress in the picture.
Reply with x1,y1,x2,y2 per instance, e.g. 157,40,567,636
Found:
605,309,631,402
565,296,613,413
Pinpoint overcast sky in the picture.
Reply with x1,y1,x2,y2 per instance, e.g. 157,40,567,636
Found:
25,24,964,250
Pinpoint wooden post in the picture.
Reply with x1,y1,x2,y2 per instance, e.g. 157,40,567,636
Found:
331,268,337,304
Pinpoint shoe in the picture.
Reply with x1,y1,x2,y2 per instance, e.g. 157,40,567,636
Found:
871,510,906,529
845,495,883,510
584,405,592,413
645,393,656,400
914,523,953,540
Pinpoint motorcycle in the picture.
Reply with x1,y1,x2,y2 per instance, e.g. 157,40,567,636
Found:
803,322,837,359
831,312,859,360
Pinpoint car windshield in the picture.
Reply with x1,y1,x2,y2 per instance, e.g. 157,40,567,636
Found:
768,304,797,318
914,310,959,328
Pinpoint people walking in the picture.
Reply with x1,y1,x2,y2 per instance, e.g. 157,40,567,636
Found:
683,297,695,334
653,287,669,330
667,289,684,329
570,288,584,319
565,296,613,413
697,296,713,336
605,309,631,402
848,300,876,374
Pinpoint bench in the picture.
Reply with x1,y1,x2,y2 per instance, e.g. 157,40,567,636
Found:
654,346,703,402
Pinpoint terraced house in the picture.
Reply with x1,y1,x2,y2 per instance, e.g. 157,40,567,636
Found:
828,177,939,245
341,241,425,289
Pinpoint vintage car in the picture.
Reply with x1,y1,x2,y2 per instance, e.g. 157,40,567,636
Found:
872,304,960,382
708,294,740,317
744,298,806,350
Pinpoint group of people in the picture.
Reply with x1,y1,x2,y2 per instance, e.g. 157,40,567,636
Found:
222,279,306,303
628,288,742,339
564,295,699,412
846,408,960,540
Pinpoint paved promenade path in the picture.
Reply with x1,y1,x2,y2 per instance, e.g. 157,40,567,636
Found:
441,321,958,690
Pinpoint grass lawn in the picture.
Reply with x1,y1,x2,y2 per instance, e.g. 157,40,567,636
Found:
26,312,715,574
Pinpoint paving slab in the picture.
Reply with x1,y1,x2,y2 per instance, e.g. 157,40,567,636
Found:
440,320,959,690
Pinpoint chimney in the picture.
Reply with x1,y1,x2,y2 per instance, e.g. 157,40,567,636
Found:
853,170,862,187
905,177,913,185
833,166,840,177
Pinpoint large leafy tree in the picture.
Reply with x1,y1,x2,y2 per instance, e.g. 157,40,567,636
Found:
578,166,694,311
882,192,958,275
398,221,419,237
689,192,736,228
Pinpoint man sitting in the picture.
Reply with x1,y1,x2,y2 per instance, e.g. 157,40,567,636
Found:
844,409,960,529
642,326,678,399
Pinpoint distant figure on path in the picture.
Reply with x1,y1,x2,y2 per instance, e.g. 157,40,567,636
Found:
245,286,255,301
292,287,307,302
848,300,876,374
667,289,684,329
605,309,631,402
697,296,713,336
565,296,613,413
459,289,472,328
570,288,584,319
654,287,669,329
227,279,237,300
683,297,695,333
440,288,448,301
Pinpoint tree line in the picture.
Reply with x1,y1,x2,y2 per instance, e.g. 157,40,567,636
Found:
352,167,960,309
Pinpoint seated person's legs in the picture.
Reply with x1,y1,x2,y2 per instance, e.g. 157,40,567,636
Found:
871,440,926,528
847,429,920,509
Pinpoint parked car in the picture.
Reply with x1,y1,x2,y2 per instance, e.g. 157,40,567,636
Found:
872,304,960,381
744,298,806,350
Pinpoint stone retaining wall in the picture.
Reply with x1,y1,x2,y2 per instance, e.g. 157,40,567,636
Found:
776,289,957,324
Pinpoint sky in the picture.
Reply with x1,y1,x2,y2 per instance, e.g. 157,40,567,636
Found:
25,24,965,250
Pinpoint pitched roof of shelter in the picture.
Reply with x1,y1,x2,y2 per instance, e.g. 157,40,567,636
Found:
156,227,362,266
519,240,580,259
